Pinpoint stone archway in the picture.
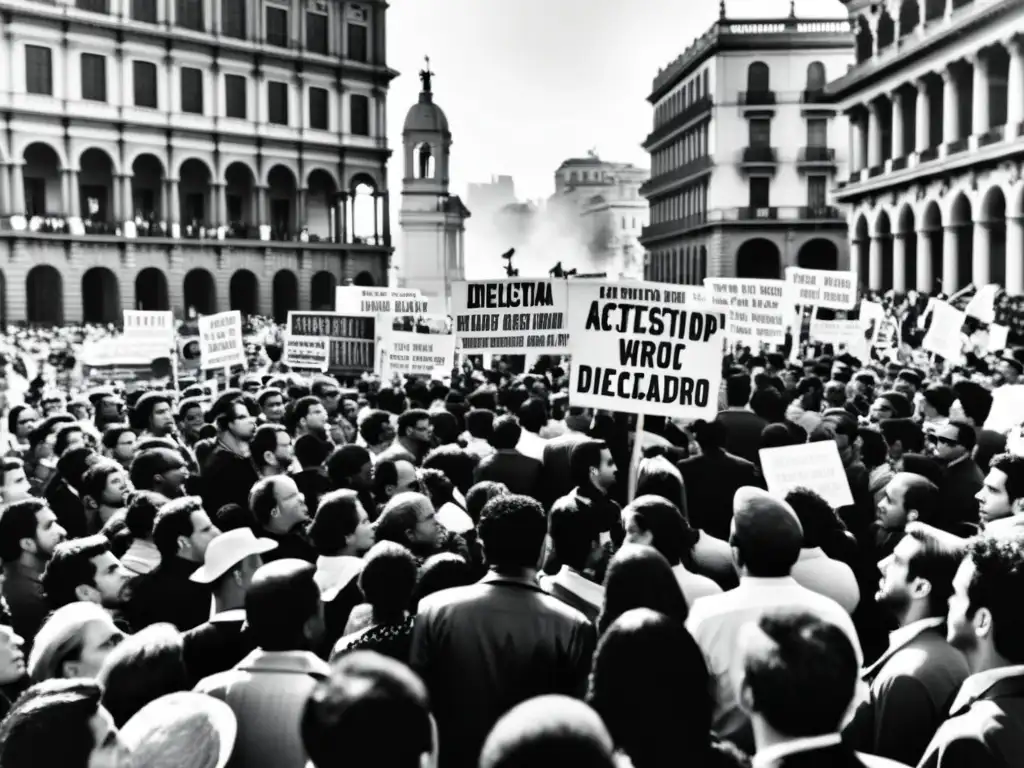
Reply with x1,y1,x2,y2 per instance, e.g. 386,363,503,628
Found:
735,238,781,279
797,239,839,271
184,268,216,316
26,265,64,325
272,269,298,323
353,270,375,287
135,267,170,311
82,267,121,324
230,270,259,316
311,271,337,311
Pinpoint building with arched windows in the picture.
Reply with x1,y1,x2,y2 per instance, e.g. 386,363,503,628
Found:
0,0,395,326
829,0,1024,296
641,7,854,283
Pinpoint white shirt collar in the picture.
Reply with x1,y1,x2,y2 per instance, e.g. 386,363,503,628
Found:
555,565,604,607
314,555,364,602
753,734,842,768
887,616,944,654
949,664,1024,714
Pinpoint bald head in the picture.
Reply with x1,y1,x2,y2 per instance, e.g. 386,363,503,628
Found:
480,695,615,768
731,487,804,577
245,558,322,652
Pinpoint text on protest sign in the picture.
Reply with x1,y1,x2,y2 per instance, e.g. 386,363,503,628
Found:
759,441,854,509
786,268,857,310
379,313,456,379
123,310,175,358
336,286,439,316
450,279,569,354
565,280,725,420
921,300,966,362
283,336,330,372
808,319,870,360
704,278,788,346
286,312,376,373
197,311,245,370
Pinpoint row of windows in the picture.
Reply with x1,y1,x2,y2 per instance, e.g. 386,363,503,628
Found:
652,123,709,176
647,249,707,286
749,118,828,148
651,181,709,226
69,0,372,60
24,47,371,133
655,68,710,127
747,176,829,209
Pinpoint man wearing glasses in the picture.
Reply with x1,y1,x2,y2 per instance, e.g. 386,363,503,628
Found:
926,421,985,533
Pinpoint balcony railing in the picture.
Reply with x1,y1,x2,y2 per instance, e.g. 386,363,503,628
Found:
740,146,778,164
890,156,908,171
919,146,940,162
644,95,713,148
640,156,713,196
947,137,970,155
801,89,833,105
800,206,842,220
641,206,845,241
978,125,1005,147
738,90,777,106
798,146,836,163
737,207,777,220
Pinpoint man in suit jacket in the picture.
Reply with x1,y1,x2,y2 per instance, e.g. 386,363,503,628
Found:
540,417,591,509
919,536,1024,768
472,416,541,498
927,421,985,530
539,495,603,623
844,527,969,765
715,373,768,464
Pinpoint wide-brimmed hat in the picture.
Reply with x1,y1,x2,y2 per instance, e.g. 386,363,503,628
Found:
189,528,278,584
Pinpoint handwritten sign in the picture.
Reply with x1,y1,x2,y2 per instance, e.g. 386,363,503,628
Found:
286,312,376,374
786,268,857,310
759,441,854,509
283,336,329,372
565,280,725,419
197,310,245,370
336,287,441,316
450,279,569,355
704,278,788,347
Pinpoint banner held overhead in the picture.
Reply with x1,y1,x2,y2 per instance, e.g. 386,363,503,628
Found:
450,278,570,355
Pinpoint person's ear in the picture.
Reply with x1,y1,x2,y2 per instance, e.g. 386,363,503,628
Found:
74,583,100,604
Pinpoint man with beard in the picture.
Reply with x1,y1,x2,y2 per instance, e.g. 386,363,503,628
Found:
844,526,969,765
129,447,191,499
41,535,133,627
874,472,941,558
0,499,68,644
919,537,1024,767
81,462,134,531
975,454,1024,536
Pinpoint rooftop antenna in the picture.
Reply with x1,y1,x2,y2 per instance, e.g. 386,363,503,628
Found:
420,55,433,93
719,0,726,19
789,0,796,18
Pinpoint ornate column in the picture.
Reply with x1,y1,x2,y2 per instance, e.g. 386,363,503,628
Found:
869,235,883,291
63,168,80,218
915,80,930,152
942,225,959,294
112,176,124,222
942,67,960,144
893,232,907,291
892,91,905,159
972,219,990,287
122,173,134,224
9,163,25,216
256,185,268,226
971,53,990,137
166,178,180,225
296,187,308,233
867,102,882,168
212,183,226,227
1007,36,1024,132
1006,215,1024,296
338,192,349,243
916,228,933,292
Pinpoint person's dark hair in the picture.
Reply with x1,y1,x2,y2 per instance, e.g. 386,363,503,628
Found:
598,544,688,636
904,524,968,617
249,476,284,529
725,374,752,408
414,553,474,604
690,420,726,453
124,491,169,540
0,499,50,563
96,623,188,727
623,495,697,567
251,424,289,471
151,496,203,559
749,387,786,423
193,436,217,467
29,414,75,451
899,474,940,526
418,468,458,509
946,420,978,452
422,445,477,496
80,461,122,508
288,396,323,433
308,489,364,556
0,678,104,768
41,535,112,609
358,410,392,446
245,559,323,652
429,410,460,446
396,409,430,440
478,494,547,572
326,444,372,489
856,426,888,469
547,496,599,573
130,391,173,432
372,459,400,503
489,415,522,451
465,409,495,441
56,448,97,493
588,609,737,768
743,611,858,737
101,424,135,452
990,453,1024,504
952,380,994,425
176,396,204,421
7,404,34,437
302,651,433,768
465,481,509,525
358,541,418,625
128,448,182,492
294,434,332,470
963,537,1024,664
783,488,842,550
53,424,85,458
570,440,607,488
518,398,547,434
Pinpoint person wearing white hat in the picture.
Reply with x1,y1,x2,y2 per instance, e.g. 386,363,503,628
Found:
119,691,237,768
180,529,277,684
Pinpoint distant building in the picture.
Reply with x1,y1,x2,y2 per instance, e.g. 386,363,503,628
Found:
467,175,517,215
828,0,1024,297
641,7,854,283
397,61,470,303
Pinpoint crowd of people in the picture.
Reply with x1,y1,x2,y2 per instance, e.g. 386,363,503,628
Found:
0,309,1021,768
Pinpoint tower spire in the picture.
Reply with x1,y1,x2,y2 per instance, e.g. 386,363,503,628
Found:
420,55,433,94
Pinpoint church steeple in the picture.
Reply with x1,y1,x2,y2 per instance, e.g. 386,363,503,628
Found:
420,56,433,95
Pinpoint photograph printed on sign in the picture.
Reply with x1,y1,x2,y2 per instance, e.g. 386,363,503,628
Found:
390,313,453,335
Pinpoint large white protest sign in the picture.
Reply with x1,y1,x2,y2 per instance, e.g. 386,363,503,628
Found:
336,286,441,316
283,336,329,372
197,310,245,370
123,310,175,357
704,278,788,347
759,441,854,509
786,268,857,310
565,280,725,419
921,300,966,362
808,319,870,360
378,313,457,379
450,279,569,355
985,385,1024,434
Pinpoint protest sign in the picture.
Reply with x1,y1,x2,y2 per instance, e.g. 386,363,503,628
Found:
985,384,1024,434
286,312,376,374
785,268,857,310
450,279,569,355
564,280,726,419
921,300,966,362
378,313,456,379
759,441,854,509
808,319,869,360
704,278,788,348
197,311,245,370
335,286,440,316
965,283,1000,324
283,336,330,372
123,310,175,358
